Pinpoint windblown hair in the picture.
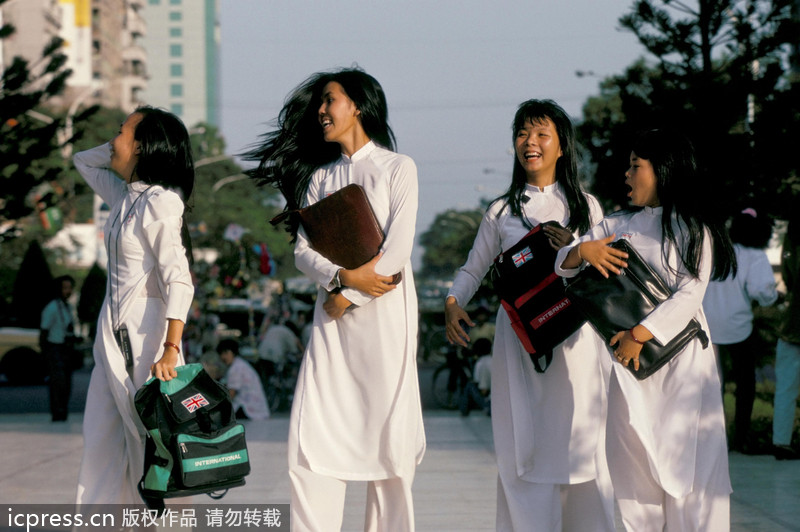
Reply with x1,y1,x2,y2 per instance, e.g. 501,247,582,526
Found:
132,106,195,263
244,67,396,238
630,129,736,280
492,99,592,234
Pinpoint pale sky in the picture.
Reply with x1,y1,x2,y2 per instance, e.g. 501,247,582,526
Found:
218,1,644,267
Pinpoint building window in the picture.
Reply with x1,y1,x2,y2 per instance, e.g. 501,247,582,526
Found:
170,84,183,97
170,64,183,76
170,44,182,57
169,27,182,38
171,104,184,116
170,0,181,4
169,11,182,21
149,0,160,4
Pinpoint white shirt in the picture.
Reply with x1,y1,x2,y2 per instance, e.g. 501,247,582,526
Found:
703,244,777,344
257,323,299,364
224,356,270,420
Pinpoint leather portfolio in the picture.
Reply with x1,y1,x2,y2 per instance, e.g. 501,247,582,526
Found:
271,184,400,282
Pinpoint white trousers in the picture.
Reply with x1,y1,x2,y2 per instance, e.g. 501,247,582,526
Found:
607,373,730,532
773,339,800,445
288,462,415,532
496,474,613,532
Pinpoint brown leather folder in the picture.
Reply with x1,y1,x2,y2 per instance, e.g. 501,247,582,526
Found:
271,184,401,283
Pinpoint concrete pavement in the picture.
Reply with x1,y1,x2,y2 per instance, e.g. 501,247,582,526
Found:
1,410,799,531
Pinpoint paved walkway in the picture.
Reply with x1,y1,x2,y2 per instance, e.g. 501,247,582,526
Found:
1,411,799,531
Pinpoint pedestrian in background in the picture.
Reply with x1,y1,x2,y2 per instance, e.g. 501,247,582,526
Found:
773,212,800,460
247,67,425,531
40,274,77,422
256,315,302,389
446,99,615,531
557,129,737,530
73,106,195,505
703,208,778,453
217,338,270,421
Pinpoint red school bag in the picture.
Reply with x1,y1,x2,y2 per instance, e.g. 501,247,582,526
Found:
489,222,586,372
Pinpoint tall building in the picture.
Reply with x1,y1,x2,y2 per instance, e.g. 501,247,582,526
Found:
0,0,63,79
140,0,220,128
0,0,147,114
91,0,148,113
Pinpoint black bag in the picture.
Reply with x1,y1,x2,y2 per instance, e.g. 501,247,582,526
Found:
564,239,709,380
490,222,586,372
134,364,250,512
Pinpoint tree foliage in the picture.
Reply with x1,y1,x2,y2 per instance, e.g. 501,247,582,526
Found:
7,241,53,328
579,0,799,218
0,16,71,237
186,124,295,284
418,207,484,279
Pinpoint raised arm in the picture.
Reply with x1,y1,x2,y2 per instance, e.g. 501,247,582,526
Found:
72,143,127,206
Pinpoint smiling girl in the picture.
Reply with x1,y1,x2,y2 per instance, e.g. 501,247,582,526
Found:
246,68,424,531
556,129,736,530
445,99,615,531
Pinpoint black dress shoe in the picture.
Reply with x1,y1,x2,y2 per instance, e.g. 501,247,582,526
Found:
773,444,800,460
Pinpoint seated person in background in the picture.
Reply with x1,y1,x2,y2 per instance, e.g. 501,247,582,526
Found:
460,337,492,416
217,339,270,420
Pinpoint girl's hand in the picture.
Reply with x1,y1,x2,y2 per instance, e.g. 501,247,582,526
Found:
152,348,179,381
323,292,353,319
542,223,575,251
609,327,652,371
339,253,398,297
445,296,475,347
579,234,629,278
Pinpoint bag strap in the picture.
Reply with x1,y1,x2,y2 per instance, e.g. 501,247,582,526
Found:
529,350,552,373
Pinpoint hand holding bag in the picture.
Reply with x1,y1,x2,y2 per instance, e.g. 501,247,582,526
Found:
564,239,708,380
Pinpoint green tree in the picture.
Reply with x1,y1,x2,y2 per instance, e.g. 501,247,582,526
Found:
0,9,71,238
186,126,295,283
579,0,799,217
418,207,484,279
8,241,53,328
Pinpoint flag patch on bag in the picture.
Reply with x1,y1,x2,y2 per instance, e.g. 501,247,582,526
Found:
512,247,533,267
182,393,210,413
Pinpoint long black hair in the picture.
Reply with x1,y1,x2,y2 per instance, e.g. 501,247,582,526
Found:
245,67,395,238
492,99,592,234
132,105,195,263
630,129,736,280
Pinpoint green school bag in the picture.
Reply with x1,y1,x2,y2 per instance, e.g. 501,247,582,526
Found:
134,363,250,511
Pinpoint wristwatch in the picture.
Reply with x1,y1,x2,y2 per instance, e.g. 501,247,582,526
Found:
333,268,343,289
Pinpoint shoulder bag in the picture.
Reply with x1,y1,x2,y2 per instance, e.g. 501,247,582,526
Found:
490,222,586,372
564,238,708,380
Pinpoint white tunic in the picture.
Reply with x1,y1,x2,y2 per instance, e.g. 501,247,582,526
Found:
74,144,194,504
555,207,732,499
703,244,777,344
447,182,611,484
290,141,425,480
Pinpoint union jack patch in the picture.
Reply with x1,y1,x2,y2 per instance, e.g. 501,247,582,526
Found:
512,246,533,267
181,393,209,413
